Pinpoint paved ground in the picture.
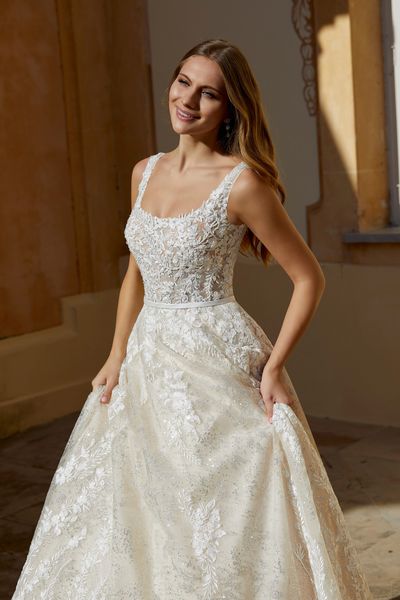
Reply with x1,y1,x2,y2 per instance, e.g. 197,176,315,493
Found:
1,411,399,600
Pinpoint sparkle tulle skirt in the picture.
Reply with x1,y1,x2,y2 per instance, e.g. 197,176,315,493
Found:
11,297,372,599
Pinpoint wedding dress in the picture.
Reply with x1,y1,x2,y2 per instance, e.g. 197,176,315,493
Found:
11,152,373,599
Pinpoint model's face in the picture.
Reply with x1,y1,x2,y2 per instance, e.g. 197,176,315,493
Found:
168,55,229,138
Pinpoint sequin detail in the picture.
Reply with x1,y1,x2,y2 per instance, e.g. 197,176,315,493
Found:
178,490,227,599
11,153,373,600
124,152,248,304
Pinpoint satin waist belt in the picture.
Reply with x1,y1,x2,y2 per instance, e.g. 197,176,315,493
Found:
143,294,236,309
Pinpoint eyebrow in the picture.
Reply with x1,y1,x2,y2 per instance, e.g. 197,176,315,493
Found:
178,71,223,95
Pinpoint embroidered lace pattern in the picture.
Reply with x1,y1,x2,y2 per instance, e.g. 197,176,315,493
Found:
11,152,373,600
124,152,248,303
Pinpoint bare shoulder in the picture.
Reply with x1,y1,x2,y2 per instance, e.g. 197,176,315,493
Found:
229,165,283,223
131,155,152,183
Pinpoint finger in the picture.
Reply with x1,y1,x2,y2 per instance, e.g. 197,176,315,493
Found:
92,378,105,390
100,381,116,404
262,397,274,423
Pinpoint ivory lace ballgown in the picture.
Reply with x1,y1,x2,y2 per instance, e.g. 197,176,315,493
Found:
11,152,373,600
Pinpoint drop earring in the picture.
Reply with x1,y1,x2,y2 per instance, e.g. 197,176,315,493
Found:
224,118,231,139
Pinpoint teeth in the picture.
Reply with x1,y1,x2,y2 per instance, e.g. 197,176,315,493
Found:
178,109,195,118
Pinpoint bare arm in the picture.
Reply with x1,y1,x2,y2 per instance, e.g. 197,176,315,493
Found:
229,169,326,420
108,253,144,360
91,157,149,404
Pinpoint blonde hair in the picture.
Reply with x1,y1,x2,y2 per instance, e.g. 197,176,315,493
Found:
164,38,287,266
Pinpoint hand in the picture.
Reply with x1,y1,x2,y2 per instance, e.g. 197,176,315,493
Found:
260,365,294,424
91,353,125,404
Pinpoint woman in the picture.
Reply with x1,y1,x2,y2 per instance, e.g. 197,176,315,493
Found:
12,39,373,599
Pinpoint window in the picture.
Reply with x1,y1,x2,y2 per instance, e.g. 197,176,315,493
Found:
381,0,400,226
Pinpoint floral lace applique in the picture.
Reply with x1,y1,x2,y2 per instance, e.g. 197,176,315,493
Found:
157,367,202,464
12,149,373,599
273,403,372,600
177,489,227,599
124,152,249,304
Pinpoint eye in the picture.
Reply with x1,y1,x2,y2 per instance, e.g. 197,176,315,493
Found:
177,78,216,99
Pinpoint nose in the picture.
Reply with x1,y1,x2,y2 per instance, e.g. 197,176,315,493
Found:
181,88,199,110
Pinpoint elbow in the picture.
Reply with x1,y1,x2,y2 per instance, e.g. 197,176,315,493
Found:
294,268,325,296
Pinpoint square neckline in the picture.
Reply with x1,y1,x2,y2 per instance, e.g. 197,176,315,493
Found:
136,152,247,222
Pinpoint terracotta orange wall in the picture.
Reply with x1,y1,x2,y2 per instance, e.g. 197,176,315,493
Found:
0,1,79,336
0,0,155,338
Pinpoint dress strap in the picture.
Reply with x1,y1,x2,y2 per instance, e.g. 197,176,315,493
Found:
136,152,164,208
219,161,250,220
226,161,250,188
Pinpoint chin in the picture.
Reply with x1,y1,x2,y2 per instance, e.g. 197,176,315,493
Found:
171,118,196,134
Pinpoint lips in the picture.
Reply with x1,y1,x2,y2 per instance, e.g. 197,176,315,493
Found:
176,107,199,121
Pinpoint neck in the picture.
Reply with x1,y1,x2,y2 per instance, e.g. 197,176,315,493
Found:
172,134,225,169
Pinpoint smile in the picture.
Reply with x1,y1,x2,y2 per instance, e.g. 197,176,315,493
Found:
176,107,199,121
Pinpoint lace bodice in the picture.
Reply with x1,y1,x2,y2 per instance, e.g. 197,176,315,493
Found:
124,152,250,303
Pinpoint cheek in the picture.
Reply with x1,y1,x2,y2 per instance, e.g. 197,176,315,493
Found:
203,102,225,122
169,84,180,102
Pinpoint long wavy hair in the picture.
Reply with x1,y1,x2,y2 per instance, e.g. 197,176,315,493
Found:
164,38,287,266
